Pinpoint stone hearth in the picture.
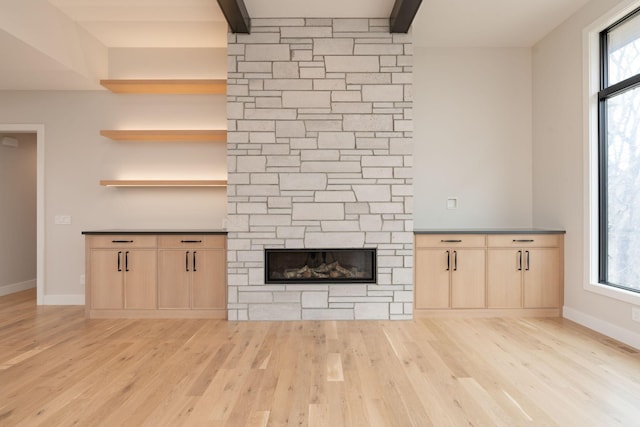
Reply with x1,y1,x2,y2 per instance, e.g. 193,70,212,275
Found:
226,18,413,320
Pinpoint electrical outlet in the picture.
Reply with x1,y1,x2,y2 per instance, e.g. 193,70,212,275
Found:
632,307,640,322
54,215,72,225
447,197,458,210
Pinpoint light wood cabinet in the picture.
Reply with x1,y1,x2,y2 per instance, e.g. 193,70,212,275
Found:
122,250,158,309
85,232,227,318
487,235,562,309
415,235,486,309
88,236,157,310
414,231,564,317
486,249,522,308
415,248,450,308
523,248,561,308
451,249,486,308
90,249,125,309
158,235,226,310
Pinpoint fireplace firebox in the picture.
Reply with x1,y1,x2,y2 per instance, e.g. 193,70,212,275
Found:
264,248,376,284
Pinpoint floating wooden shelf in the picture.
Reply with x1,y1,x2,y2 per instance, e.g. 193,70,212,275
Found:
100,130,227,142
100,180,227,187
100,79,227,94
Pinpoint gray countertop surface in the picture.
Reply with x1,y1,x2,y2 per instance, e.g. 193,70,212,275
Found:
82,229,227,235
83,229,564,235
414,228,565,234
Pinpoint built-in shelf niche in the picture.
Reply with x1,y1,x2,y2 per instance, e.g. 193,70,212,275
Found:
100,79,226,94
100,180,228,187
99,77,226,189
100,130,227,142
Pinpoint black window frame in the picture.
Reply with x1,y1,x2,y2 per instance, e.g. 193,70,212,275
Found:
598,7,640,292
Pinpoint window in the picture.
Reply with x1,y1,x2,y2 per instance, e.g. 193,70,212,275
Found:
598,8,640,293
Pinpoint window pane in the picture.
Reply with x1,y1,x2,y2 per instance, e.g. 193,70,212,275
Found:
607,12,640,86
606,86,640,291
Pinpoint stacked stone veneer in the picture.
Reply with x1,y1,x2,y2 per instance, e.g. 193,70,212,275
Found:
226,18,413,320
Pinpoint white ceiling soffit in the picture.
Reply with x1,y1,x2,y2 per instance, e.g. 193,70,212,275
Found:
413,0,592,47
49,0,227,48
243,0,394,18
0,30,101,90
48,0,226,22
79,21,229,48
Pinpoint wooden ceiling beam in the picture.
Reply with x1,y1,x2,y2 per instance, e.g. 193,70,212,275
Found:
217,0,251,34
390,0,423,33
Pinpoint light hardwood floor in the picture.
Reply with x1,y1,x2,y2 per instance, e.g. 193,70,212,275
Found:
1,289,639,426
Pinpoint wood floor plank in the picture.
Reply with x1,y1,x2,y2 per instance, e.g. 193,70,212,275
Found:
1,290,639,426
431,318,561,425
246,410,270,427
326,352,344,382
467,319,617,426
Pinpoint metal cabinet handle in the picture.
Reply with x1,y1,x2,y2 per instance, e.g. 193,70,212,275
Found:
186,251,190,272
181,240,202,243
446,250,450,271
193,251,197,272
525,251,530,271
513,239,534,243
453,250,458,271
441,239,462,243
125,251,130,272
117,251,122,272
112,240,134,243
517,250,522,271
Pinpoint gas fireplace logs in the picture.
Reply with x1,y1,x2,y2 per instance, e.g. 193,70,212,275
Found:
280,260,366,280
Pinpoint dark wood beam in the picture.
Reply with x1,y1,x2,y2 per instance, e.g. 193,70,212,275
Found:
390,0,422,33
217,0,251,34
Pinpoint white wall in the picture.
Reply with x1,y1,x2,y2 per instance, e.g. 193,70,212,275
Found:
533,0,640,347
0,90,227,301
0,133,37,295
413,47,533,228
0,46,228,303
109,48,227,79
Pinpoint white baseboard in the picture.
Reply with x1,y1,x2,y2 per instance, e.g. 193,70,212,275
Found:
563,306,640,350
42,294,85,305
0,279,36,296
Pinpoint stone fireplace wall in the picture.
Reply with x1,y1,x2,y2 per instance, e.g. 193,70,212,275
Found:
227,18,413,320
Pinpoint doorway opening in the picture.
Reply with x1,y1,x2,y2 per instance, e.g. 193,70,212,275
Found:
0,125,45,304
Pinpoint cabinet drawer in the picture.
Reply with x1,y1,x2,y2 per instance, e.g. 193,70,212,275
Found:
87,235,157,249
487,234,561,248
415,234,486,248
158,234,226,249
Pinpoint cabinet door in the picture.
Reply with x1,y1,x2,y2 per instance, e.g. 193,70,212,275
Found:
90,250,123,309
124,250,157,309
487,249,522,308
157,250,191,308
524,248,561,308
451,249,486,308
415,248,450,309
192,250,226,309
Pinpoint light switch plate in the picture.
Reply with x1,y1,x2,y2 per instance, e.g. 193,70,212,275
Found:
447,197,458,210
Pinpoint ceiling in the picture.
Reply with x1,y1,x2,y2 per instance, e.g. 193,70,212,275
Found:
0,0,592,90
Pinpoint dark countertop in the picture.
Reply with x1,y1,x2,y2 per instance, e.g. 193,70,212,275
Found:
414,228,565,235
82,230,227,235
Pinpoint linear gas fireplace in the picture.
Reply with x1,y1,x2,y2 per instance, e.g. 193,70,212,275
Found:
265,248,377,284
